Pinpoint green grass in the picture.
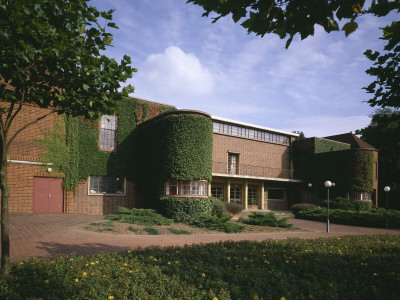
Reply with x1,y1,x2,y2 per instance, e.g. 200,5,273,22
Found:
168,228,191,235
1,235,399,299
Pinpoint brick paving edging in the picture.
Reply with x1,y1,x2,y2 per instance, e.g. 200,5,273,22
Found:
5,214,400,262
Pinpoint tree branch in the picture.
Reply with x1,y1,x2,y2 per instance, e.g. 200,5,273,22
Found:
7,110,56,148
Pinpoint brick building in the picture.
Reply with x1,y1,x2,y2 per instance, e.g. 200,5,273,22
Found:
1,98,378,215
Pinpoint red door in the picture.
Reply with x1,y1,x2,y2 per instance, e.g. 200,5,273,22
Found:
33,177,63,213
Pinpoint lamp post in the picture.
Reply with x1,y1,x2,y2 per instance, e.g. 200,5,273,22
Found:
308,183,312,188
384,186,390,229
325,181,332,233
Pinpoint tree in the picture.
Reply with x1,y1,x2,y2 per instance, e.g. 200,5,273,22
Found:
356,108,400,208
0,0,135,275
187,0,400,108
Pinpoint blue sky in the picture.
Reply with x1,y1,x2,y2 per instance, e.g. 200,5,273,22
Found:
91,0,396,137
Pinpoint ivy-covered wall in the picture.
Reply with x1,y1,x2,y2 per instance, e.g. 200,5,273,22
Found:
40,97,175,192
133,111,213,208
309,149,374,197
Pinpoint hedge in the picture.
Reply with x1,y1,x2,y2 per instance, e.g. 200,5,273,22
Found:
160,197,212,222
296,207,400,228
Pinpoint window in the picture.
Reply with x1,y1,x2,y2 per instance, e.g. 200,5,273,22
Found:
228,153,238,175
248,186,258,205
164,180,208,197
361,192,372,201
100,115,118,151
267,188,285,200
89,176,125,195
211,184,224,200
230,184,242,203
212,121,289,145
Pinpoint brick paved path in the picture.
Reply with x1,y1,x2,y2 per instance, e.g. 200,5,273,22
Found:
4,214,400,262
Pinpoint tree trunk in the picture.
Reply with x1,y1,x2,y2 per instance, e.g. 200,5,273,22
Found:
0,139,10,275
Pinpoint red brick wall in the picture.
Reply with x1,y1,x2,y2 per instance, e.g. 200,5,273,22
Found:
70,179,136,215
5,163,62,214
3,103,62,162
212,133,291,178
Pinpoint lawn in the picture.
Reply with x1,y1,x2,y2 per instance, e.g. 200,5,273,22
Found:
1,235,399,299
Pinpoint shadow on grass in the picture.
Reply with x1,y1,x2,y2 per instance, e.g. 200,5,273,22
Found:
35,241,131,258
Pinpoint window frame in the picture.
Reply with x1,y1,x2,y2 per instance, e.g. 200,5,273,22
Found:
164,180,208,197
228,152,239,175
247,185,258,206
88,176,126,196
230,184,242,204
99,115,118,152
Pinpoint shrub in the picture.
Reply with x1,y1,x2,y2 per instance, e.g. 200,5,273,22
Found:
210,197,231,219
352,200,373,212
127,226,141,234
290,203,317,215
296,207,400,228
318,197,356,210
106,207,173,226
223,202,243,215
242,212,293,228
168,228,191,235
143,227,160,235
160,197,212,222
190,214,244,233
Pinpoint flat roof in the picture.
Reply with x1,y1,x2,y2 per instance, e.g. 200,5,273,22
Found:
211,115,299,137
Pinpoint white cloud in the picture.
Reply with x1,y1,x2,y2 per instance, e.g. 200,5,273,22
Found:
135,46,215,98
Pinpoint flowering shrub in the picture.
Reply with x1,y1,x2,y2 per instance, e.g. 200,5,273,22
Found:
0,235,399,299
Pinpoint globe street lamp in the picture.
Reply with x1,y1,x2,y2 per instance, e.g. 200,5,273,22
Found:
308,183,312,188
384,186,390,229
325,181,332,233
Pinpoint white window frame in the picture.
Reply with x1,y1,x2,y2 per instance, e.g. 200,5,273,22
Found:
100,115,118,151
164,180,208,197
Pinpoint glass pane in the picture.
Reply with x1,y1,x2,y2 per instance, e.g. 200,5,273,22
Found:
268,189,285,200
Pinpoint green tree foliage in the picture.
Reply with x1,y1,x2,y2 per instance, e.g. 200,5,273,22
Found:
0,0,135,274
187,0,400,108
356,108,400,208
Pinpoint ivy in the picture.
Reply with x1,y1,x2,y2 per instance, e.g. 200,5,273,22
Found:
314,138,351,153
39,98,175,191
134,111,213,208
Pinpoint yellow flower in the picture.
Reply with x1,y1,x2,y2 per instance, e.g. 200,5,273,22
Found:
281,297,286,300
175,261,179,264
227,257,231,260
19,262,24,265
168,262,171,265
91,262,96,265
202,273,206,277
373,273,378,276
44,280,49,284
74,278,79,283
108,296,114,300
82,272,87,276
128,250,131,253
213,298,218,300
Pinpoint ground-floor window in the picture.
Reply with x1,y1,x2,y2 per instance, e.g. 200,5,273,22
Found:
89,176,125,195
267,188,285,200
230,184,242,203
347,192,372,201
164,180,208,197
248,185,258,205
211,184,224,200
